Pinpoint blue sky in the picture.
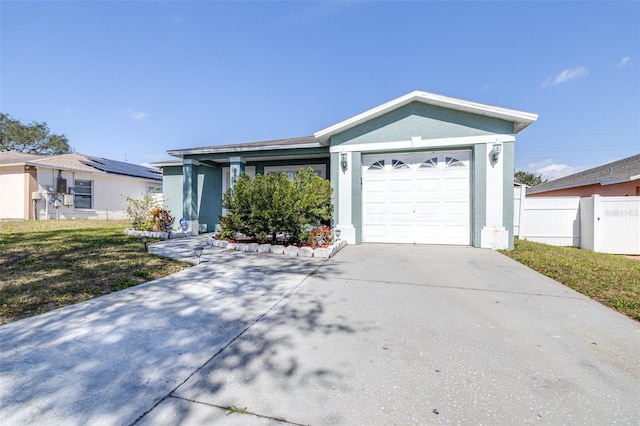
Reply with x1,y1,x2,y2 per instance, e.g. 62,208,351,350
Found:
2,1,638,180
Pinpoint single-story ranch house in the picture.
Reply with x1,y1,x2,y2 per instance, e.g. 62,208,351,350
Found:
0,151,162,220
155,91,538,250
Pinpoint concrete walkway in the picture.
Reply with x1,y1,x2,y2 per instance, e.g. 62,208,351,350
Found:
1,241,638,425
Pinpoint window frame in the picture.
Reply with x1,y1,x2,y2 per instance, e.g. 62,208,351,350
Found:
73,179,93,209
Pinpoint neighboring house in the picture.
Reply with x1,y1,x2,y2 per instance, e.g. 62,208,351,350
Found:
0,151,162,220
527,154,640,197
155,90,538,249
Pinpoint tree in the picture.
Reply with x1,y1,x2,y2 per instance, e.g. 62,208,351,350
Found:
0,113,73,155
514,170,547,187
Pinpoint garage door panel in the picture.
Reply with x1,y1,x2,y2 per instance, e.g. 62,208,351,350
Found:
389,179,413,193
414,225,441,242
388,225,414,242
443,201,469,215
389,201,413,215
414,178,441,192
364,224,387,240
363,150,470,245
414,201,440,217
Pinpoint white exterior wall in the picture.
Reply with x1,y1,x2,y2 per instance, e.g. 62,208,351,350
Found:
336,151,356,243
579,196,595,251
35,168,161,220
595,196,640,254
481,143,508,249
520,197,581,246
519,195,640,255
0,166,27,219
513,184,527,237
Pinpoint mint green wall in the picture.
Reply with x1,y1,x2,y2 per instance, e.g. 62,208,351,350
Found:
162,166,183,226
472,144,487,247
502,142,515,250
197,166,222,232
331,102,514,146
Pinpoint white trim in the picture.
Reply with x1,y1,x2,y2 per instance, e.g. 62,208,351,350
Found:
329,134,515,154
182,159,200,166
315,90,538,139
229,156,246,164
601,174,640,186
169,142,322,156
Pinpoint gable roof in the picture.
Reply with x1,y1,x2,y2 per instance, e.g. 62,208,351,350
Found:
0,151,45,165
314,90,539,139
527,154,640,194
0,151,162,181
167,135,327,157
81,156,162,181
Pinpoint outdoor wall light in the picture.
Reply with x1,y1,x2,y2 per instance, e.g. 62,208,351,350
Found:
490,143,502,164
335,229,341,240
194,246,204,264
141,235,149,251
340,152,348,172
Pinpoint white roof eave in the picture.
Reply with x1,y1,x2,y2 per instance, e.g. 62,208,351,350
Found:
314,90,538,139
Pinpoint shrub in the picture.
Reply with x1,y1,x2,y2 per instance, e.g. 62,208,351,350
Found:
125,193,174,232
149,207,175,232
221,168,333,244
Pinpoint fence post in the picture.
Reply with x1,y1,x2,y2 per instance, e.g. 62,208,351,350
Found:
592,194,602,253
518,184,527,238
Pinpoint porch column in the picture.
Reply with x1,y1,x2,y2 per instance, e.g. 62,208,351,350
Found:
332,150,356,244
229,156,246,189
182,159,199,234
481,141,508,249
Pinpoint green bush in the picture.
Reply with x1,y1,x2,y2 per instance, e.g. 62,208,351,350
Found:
125,193,174,232
221,168,333,244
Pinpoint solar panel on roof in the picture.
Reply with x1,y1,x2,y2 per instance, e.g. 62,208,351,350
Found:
81,156,162,181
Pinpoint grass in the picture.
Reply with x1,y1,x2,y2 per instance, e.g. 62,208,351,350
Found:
501,239,640,321
0,220,190,325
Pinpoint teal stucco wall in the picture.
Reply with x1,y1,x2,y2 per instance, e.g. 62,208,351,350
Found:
162,166,183,227
331,102,514,146
197,166,222,232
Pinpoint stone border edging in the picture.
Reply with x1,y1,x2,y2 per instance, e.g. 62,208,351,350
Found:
206,236,347,258
124,229,193,239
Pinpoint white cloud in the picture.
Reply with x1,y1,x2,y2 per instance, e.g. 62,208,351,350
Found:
125,108,149,121
540,66,589,88
617,56,631,68
525,159,586,181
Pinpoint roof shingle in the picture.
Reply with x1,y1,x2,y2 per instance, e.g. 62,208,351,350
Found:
527,154,640,194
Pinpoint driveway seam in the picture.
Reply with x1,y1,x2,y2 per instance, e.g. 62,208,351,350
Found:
130,258,330,425
167,395,307,425
320,276,587,300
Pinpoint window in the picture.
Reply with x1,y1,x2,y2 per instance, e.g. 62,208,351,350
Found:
445,157,465,167
263,165,326,179
420,157,438,168
74,180,92,209
368,160,385,170
392,159,409,169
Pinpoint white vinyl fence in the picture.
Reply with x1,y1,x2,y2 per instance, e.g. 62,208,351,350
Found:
515,193,640,255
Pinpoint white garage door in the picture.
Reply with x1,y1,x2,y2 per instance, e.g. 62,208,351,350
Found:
362,150,470,245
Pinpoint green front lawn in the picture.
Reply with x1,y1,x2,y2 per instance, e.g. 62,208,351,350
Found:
501,239,640,321
0,220,189,324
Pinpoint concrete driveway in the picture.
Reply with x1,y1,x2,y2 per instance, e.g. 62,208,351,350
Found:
1,243,638,425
